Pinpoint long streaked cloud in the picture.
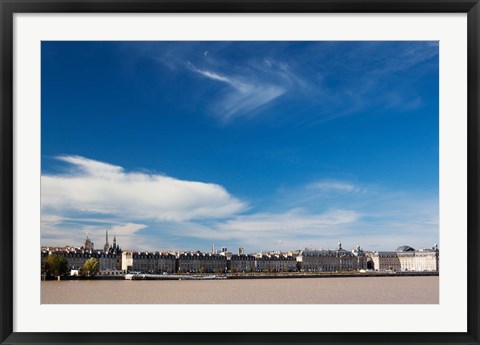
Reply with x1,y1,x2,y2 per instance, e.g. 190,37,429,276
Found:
217,209,359,235
270,180,368,211
307,181,365,194
185,61,286,123
41,155,247,222
171,208,360,243
186,62,251,92
155,202,437,252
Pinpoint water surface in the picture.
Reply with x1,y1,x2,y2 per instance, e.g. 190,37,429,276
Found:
41,276,438,304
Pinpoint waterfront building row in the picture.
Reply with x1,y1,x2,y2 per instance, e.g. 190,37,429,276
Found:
121,251,299,273
41,235,439,274
297,244,439,272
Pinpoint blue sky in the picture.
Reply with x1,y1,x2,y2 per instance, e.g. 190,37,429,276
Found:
41,41,439,252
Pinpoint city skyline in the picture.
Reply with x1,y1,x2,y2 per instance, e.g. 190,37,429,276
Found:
42,230,438,254
41,229,437,254
41,41,439,252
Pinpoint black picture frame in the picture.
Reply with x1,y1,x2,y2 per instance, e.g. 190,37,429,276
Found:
1,1,479,344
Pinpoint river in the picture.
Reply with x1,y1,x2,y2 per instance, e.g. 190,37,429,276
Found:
41,276,438,304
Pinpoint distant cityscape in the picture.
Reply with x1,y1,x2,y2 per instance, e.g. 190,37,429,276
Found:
41,230,439,277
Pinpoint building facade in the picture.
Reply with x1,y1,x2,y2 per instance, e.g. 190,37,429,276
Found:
229,254,256,272
368,245,439,272
369,251,401,271
255,254,297,272
121,251,176,273
296,243,366,272
177,253,227,273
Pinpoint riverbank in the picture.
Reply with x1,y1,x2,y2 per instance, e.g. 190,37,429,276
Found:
227,271,438,279
44,270,438,281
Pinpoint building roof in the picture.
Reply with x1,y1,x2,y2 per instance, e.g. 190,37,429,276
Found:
395,245,415,252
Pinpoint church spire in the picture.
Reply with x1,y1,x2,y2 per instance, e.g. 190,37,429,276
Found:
84,232,94,251
104,229,109,252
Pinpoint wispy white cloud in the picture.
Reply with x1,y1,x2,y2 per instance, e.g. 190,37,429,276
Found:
185,61,286,123
183,201,436,252
259,58,311,90
373,42,439,74
41,155,247,222
272,180,368,210
56,155,123,176
217,208,359,234
168,208,361,251
186,62,251,92
307,181,365,194
290,42,439,126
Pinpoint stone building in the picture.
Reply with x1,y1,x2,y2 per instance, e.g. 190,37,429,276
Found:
121,251,176,273
229,254,256,272
84,235,94,251
369,251,401,271
95,251,118,270
254,254,297,272
296,242,364,272
352,245,367,270
368,245,439,272
395,245,439,271
177,252,227,273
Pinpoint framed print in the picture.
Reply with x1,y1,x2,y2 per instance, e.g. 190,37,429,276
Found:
1,1,479,345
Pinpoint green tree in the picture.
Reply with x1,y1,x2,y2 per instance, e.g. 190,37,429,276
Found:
80,257,100,277
44,254,69,278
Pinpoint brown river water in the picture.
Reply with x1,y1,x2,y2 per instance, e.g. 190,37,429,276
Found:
41,276,438,304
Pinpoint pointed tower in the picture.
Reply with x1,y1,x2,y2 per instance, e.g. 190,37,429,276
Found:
84,233,94,251
113,235,117,253
104,229,109,252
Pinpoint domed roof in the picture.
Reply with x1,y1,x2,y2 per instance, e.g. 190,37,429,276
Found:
396,245,415,252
